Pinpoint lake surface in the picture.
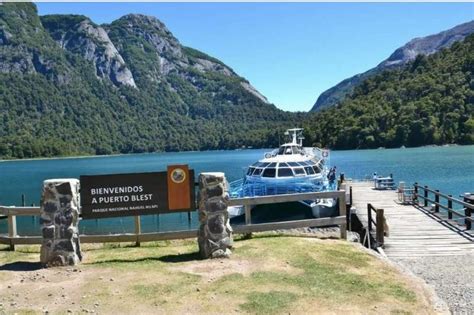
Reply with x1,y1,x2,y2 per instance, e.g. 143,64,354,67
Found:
1,145,473,235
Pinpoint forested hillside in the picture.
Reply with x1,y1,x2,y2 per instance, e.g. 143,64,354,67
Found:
311,20,474,111
304,34,474,149
0,3,472,159
0,3,297,159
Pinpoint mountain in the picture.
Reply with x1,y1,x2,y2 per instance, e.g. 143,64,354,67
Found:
311,20,474,112
0,2,297,159
304,34,474,149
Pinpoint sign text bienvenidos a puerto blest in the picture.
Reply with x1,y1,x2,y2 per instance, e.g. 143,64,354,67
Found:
80,169,194,219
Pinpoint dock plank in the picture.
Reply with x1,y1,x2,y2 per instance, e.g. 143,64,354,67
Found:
350,181,474,258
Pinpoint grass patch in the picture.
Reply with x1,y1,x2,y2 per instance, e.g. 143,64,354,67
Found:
133,283,174,298
241,290,298,314
208,236,422,313
0,245,39,264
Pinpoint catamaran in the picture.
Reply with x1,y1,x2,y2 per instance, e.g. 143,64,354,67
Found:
229,128,337,219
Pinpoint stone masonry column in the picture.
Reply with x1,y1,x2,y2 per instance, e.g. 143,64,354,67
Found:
40,179,82,267
198,172,233,258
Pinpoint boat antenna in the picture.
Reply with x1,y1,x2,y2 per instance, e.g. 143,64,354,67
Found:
298,136,305,146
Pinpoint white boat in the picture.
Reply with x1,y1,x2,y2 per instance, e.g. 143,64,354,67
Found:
229,128,337,219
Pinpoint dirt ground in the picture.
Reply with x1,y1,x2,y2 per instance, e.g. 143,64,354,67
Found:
0,236,446,315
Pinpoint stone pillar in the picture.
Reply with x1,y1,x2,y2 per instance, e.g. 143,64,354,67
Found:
198,172,233,258
40,179,82,267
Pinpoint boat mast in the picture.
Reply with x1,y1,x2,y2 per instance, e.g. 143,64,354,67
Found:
286,128,303,145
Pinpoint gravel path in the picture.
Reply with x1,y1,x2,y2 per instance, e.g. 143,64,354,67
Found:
394,254,474,315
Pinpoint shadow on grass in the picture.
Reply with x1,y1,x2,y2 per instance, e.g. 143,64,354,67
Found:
233,233,305,242
158,252,201,263
0,261,42,271
87,252,202,265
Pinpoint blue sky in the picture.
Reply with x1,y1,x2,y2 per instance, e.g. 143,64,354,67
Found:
36,2,473,112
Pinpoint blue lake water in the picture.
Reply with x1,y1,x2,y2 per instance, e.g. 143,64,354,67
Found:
1,145,473,236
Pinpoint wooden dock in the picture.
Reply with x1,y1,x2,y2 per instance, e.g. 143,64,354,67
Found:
350,181,474,258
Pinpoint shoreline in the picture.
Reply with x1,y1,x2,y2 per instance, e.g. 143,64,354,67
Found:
0,143,471,163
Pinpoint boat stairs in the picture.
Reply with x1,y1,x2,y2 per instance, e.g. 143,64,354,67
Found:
349,181,474,258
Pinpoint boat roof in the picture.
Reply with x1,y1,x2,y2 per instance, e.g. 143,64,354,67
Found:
259,154,315,163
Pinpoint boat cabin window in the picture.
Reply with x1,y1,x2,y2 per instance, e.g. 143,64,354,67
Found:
305,166,315,175
251,162,261,167
293,168,306,176
268,162,277,167
247,167,255,176
260,162,270,167
277,168,293,177
278,162,289,167
253,168,263,176
262,168,276,178
312,166,321,174
288,162,299,167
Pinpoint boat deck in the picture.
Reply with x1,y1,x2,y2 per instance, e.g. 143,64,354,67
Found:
350,181,474,258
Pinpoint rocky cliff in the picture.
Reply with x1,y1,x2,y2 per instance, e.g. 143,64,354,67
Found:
41,15,136,87
0,2,287,159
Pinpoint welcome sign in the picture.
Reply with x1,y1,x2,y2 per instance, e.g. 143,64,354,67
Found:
80,166,195,219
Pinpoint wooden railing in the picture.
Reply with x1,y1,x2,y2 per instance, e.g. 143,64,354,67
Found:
0,206,39,250
367,203,384,247
228,190,347,239
413,183,473,230
0,190,347,250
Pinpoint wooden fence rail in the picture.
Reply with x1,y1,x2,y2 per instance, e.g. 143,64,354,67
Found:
367,203,384,247
413,183,473,230
0,190,347,250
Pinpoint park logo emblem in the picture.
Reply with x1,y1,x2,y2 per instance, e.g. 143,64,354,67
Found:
170,168,186,184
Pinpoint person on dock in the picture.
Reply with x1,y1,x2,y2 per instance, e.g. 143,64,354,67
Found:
373,172,378,186
328,167,336,190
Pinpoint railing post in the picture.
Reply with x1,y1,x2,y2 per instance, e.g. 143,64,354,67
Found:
21,194,25,207
244,205,252,225
135,216,141,247
424,186,428,207
464,194,472,230
376,209,384,247
466,208,472,230
447,195,453,220
349,186,353,207
339,191,347,240
244,205,252,239
435,190,440,213
413,183,418,204
367,204,372,233
7,213,17,251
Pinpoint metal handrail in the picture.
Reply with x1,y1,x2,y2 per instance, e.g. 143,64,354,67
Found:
413,183,473,229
